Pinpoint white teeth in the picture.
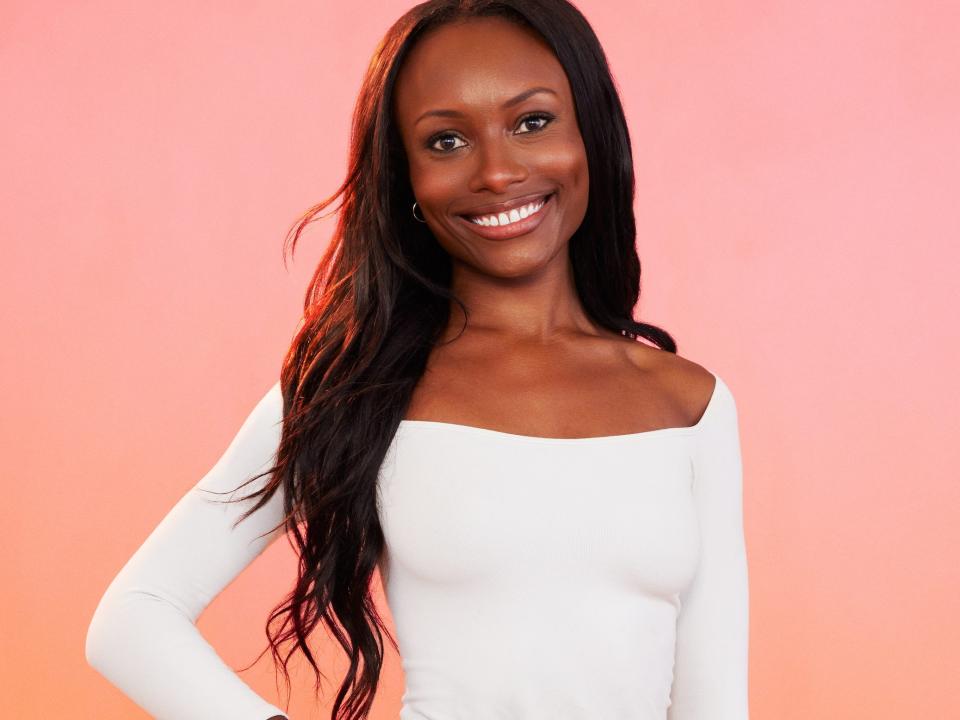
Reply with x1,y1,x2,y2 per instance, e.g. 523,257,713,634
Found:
468,195,548,227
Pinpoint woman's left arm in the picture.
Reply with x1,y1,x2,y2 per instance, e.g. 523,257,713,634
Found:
668,374,750,720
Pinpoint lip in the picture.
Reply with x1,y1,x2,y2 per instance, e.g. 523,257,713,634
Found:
455,192,555,241
458,191,554,217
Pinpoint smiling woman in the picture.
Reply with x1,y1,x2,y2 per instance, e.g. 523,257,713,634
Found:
393,16,590,275
85,2,749,720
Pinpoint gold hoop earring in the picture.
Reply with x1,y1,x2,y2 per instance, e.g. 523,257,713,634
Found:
412,201,427,223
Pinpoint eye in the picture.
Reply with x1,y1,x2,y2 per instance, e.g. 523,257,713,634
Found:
427,133,467,154
425,112,557,154
515,112,555,134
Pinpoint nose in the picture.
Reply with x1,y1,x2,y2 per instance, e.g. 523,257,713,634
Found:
467,135,529,195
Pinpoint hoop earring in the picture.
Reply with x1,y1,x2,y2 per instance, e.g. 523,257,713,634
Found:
412,201,427,223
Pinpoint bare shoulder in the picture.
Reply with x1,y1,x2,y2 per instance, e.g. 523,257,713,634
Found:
625,342,718,427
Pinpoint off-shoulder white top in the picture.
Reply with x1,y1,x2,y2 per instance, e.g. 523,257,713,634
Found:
86,372,749,720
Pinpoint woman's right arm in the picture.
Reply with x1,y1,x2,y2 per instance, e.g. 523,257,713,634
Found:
85,381,291,720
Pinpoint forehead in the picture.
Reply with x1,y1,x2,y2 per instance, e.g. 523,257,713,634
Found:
394,17,568,119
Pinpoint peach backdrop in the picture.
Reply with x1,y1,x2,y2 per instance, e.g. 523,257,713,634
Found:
2,1,957,718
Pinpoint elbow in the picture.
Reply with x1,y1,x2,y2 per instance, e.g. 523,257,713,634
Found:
84,586,141,672
84,593,114,672
85,584,197,672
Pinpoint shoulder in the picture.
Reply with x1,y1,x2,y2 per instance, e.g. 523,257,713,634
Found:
624,341,721,427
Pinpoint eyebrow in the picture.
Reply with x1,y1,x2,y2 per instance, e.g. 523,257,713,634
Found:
413,86,558,126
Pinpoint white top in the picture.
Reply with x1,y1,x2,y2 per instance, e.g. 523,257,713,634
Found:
86,372,749,720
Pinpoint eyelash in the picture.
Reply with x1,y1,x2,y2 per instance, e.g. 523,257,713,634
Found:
425,112,556,154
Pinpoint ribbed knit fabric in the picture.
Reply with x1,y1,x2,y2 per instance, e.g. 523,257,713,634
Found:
86,372,748,720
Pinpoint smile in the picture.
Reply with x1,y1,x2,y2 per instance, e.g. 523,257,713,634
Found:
456,193,555,241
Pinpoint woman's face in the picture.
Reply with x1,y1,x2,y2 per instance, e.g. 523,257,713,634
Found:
393,17,589,279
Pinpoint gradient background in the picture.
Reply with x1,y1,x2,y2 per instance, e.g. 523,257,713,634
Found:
2,1,958,718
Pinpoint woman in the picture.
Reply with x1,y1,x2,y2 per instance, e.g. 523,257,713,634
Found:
86,2,750,719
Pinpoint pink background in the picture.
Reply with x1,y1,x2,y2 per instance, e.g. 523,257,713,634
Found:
2,1,958,718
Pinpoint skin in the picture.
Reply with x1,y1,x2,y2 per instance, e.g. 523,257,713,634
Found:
391,15,715,448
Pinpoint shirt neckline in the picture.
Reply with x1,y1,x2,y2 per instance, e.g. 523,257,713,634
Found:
397,373,721,445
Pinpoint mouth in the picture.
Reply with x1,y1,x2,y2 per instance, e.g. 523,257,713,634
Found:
455,192,556,241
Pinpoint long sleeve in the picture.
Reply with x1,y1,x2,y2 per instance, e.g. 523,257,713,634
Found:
668,374,750,720
85,381,291,720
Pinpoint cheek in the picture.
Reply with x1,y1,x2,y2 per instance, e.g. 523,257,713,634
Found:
407,157,459,208
547,132,590,221
541,131,588,193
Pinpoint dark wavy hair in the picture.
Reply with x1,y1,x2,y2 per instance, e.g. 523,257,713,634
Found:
209,1,677,719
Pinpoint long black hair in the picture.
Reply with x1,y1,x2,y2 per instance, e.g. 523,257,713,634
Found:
210,1,676,719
